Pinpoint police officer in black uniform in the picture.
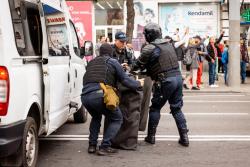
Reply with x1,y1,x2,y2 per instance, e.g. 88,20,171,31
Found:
81,43,142,156
133,23,189,147
111,32,134,71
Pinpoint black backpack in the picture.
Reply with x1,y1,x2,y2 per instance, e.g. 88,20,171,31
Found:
183,49,192,65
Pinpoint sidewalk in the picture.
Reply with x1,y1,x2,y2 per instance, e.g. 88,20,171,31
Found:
183,72,250,93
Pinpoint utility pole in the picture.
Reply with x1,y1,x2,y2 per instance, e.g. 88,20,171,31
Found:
228,0,240,89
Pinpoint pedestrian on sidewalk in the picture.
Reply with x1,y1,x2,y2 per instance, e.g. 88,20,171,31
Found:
240,38,249,84
222,40,229,85
81,43,142,156
218,41,225,73
183,37,200,90
133,23,189,147
206,31,224,87
95,36,106,57
194,35,208,88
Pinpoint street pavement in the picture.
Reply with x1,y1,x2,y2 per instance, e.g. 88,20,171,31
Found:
37,76,250,167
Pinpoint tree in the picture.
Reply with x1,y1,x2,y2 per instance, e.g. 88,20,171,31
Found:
126,0,135,44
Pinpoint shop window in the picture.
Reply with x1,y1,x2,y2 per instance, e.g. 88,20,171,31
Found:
43,4,69,56
9,0,43,56
94,0,124,26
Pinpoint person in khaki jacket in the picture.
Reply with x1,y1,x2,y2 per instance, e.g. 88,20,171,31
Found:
81,43,142,156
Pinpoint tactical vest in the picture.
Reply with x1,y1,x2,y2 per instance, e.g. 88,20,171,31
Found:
147,42,179,80
83,56,116,87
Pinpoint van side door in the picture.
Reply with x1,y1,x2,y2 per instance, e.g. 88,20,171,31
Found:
41,4,71,135
68,20,86,110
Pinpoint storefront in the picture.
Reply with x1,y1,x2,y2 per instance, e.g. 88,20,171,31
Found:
94,0,125,43
66,1,93,46
66,0,221,54
240,4,250,39
131,0,221,55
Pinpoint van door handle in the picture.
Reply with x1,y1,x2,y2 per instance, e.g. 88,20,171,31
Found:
75,69,77,78
22,58,48,64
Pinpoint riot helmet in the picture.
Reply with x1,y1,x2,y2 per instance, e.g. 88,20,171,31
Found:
143,23,162,43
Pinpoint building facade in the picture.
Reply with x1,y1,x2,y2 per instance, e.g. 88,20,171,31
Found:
66,0,223,53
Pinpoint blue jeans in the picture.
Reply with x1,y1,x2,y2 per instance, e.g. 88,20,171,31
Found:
149,76,187,130
240,61,247,82
215,57,218,80
224,64,228,85
208,62,216,85
81,90,123,148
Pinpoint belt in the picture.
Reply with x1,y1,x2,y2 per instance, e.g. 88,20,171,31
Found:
156,70,180,81
96,90,103,94
88,89,103,95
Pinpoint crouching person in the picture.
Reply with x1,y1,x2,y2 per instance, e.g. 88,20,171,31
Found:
81,43,142,156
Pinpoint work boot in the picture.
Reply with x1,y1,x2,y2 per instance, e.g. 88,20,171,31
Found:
97,147,118,156
88,144,97,153
178,128,189,147
144,125,157,144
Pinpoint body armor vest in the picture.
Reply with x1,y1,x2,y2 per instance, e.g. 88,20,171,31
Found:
83,56,116,87
147,42,179,80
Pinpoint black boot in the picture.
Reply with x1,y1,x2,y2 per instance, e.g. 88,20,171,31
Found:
88,144,97,153
145,125,157,144
178,128,189,147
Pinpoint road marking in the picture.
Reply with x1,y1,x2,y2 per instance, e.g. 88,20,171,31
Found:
161,113,249,116
39,135,250,141
184,94,246,98
184,100,250,103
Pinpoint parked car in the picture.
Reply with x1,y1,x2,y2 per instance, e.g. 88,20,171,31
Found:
0,0,91,166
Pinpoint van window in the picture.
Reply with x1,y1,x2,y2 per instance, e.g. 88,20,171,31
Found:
70,21,80,57
9,0,43,56
27,7,43,55
43,4,69,56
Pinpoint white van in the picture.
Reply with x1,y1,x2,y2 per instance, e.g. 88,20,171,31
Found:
0,0,90,166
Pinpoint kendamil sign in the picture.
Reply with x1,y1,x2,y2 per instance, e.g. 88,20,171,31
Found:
159,3,219,38
188,10,213,16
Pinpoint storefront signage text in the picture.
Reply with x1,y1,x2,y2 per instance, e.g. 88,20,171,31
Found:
47,17,65,24
188,11,213,16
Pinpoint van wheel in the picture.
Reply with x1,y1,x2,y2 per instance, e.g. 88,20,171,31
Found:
22,117,39,167
74,105,88,123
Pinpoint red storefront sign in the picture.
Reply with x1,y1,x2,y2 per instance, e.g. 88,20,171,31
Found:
66,1,93,46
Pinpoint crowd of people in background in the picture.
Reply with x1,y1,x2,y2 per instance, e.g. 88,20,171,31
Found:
94,28,249,91
165,28,249,90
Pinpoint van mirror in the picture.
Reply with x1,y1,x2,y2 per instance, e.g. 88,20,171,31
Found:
81,41,93,58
